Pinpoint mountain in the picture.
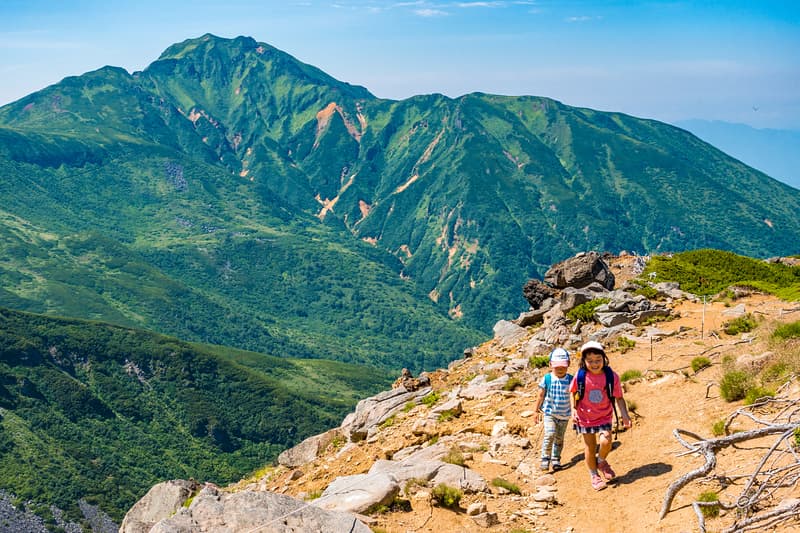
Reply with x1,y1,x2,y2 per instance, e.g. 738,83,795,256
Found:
1,34,799,353
674,119,800,190
0,307,392,526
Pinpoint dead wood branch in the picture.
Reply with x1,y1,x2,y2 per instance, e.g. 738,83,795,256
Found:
660,393,800,532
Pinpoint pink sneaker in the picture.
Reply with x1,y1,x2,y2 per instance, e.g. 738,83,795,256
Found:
590,473,607,491
598,460,616,480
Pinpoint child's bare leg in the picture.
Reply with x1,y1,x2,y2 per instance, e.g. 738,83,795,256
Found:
597,430,612,461
582,433,598,471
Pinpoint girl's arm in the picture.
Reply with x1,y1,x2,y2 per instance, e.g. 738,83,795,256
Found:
616,397,632,428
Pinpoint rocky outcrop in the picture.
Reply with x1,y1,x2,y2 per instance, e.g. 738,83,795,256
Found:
544,251,615,290
120,479,199,533
277,427,345,468
340,385,432,441
143,485,371,533
522,279,556,309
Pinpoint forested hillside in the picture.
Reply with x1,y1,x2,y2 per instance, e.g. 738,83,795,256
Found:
0,307,391,525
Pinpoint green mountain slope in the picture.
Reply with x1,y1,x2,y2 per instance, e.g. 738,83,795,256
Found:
0,35,800,334
1,32,799,346
0,307,391,524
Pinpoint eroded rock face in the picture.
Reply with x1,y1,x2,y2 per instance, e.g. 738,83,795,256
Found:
544,251,615,290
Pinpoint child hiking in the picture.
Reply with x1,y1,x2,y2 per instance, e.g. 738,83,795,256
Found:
570,340,632,491
534,347,573,472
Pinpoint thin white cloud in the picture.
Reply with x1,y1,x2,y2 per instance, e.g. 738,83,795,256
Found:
565,15,602,23
414,8,449,16
454,1,505,7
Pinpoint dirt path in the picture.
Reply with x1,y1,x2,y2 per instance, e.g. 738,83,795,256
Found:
270,293,800,533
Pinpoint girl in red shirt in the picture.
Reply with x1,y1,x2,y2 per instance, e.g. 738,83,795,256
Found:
570,341,632,491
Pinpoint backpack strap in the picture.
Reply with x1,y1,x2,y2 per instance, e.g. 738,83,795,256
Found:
543,372,551,392
575,368,587,402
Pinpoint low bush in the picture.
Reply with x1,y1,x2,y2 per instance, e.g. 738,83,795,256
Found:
744,386,774,405
442,447,465,466
431,483,462,509
491,477,521,494
691,356,711,373
566,298,610,323
421,391,441,407
719,370,753,402
617,337,636,354
620,369,642,382
529,355,549,368
711,419,726,436
772,320,800,341
696,491,720,518
503,377,524,391
723,313,758,336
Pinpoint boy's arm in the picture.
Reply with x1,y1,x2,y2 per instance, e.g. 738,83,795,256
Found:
616,397,632,428
534,387,546,423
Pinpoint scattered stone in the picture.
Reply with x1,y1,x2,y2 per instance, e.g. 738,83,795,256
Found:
721,303,747,317
467,502,487,516
471,512,500,528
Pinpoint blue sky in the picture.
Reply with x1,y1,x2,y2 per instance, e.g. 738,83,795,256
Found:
1,0,798,129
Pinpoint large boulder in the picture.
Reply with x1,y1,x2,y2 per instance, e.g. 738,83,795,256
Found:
544,251,615,290
522,279,556,308
146,485,371,533
120,479,199,533
313,472,399,514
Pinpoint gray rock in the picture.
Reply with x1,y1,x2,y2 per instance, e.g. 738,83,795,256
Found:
148,486,371,533
471,512,500,527
120,479,199,533
315,472,399,514
341,385,432,441
722,303,747,317
467,502,487,516
493,320,528,347
278,427,345,468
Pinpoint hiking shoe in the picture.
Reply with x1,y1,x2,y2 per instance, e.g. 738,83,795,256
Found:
551,458,562,471
540,458,550,471
598,460,616,480
590,473,607,491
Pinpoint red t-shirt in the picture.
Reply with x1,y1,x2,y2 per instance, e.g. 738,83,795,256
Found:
569,369,623,427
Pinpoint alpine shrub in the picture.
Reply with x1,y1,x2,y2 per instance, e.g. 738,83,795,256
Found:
723,313,758,336
620,369,642,382
691,356,711,373
431,484,462,509
772,320,800,341
491,477,521,494
719,370,752,402
696,491,720,518
744,386,774,405
566,298,610,323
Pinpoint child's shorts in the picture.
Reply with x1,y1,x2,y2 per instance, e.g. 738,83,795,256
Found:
574,423,612,434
